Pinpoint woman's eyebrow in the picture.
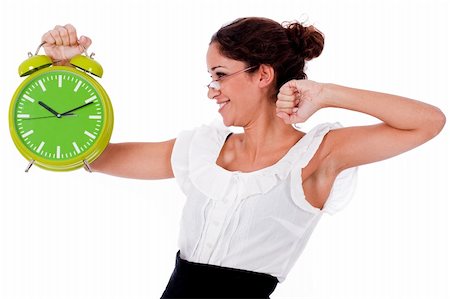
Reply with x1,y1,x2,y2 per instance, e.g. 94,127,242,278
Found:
209,65,226,72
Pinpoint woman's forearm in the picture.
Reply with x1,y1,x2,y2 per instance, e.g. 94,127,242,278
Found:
90,140,175,180
321,83,446,136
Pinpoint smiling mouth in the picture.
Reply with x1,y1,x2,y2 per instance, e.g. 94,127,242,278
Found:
218,100,230,110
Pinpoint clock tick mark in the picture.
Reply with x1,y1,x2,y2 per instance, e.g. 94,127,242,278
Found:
85,95,97,103
84,131,96,139
38,80,46,92
23,94,35,103
72,142,81,154
36,141,45,154
22,130,34,138
74,81,82,92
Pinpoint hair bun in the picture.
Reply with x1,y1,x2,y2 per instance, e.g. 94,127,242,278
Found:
284,21,324,61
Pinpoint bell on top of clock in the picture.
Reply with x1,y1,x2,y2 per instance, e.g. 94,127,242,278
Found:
18,42,103,78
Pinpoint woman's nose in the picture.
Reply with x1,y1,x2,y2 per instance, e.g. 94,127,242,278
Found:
207,87,220,99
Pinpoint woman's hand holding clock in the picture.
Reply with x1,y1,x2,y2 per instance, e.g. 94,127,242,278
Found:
41,24,92,65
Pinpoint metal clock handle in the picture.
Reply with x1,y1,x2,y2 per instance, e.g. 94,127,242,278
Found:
79,44,96,59
31,41,45,57
32,41,96,59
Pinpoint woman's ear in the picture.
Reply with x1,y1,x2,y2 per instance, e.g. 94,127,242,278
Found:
258,64,275,88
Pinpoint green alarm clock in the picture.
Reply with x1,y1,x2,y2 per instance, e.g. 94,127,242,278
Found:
9,42,113,172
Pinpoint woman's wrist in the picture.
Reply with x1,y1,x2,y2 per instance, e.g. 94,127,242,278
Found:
317,83,338,108
52,59,72,67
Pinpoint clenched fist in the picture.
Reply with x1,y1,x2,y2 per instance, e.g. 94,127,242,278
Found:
276,79,325,124
41,24,92,65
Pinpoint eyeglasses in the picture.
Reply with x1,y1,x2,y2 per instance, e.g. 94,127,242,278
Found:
207,65,258,91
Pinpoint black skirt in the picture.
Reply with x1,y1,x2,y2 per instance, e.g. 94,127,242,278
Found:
161,251,279,298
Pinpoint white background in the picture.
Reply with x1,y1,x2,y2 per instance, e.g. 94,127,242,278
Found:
0,0,448,298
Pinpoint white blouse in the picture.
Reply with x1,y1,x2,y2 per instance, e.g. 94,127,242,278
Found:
170,120,358,282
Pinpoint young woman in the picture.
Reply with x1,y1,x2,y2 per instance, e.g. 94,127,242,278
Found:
41,18,445,298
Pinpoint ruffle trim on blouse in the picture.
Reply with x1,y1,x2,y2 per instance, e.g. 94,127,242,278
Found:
189,121,311,202
171,120,357,213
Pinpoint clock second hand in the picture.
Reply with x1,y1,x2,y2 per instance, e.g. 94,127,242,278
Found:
23,113,76,120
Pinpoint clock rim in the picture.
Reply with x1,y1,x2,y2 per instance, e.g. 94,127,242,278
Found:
9,66,114,171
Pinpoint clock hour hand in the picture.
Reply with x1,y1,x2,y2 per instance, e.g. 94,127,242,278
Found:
38,101,61,118
60,101,94,116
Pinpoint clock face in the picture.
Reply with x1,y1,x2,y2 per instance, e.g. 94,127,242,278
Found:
10,67,112,170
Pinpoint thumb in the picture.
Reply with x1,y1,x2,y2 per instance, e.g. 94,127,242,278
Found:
279,79,299,96
285,79,300,92
78,35,92,51
276,111,292,124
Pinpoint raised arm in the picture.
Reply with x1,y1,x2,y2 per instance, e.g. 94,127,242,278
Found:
321,84,445,171
276,80,446,172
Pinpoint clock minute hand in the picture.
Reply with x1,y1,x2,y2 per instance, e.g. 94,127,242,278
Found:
38,101,61,117
60,101,94,116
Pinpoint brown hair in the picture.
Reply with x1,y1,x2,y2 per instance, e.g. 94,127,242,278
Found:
210,17,324,96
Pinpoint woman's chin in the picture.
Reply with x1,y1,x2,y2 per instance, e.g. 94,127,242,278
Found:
220,116,234,127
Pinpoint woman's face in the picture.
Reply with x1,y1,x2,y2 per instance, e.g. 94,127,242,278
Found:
206,43,260,127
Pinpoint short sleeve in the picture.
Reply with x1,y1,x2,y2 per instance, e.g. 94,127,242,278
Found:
171,129,195,196
289,123,358,215
290,164,358,215
322,167,358,215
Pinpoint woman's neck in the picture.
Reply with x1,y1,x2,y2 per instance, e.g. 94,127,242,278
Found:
238,111,303,163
